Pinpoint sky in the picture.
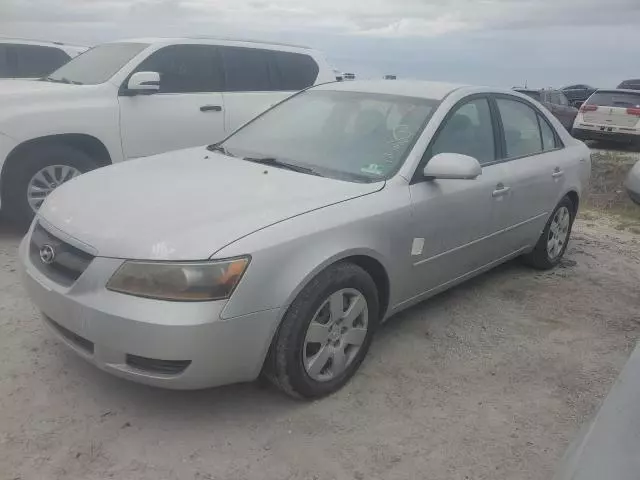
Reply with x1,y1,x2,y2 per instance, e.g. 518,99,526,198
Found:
1,0,640,88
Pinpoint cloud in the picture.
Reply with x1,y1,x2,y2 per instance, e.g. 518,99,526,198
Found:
1,0,640,87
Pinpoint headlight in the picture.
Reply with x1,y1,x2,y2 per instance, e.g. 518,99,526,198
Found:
106,257,250,301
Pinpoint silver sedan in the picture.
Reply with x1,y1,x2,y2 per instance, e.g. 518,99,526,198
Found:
20,80,591,398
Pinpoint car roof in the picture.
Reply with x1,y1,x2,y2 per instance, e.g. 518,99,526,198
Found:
312,80,472,100
0,37,86,49
112,37,313,51
594,88,640,94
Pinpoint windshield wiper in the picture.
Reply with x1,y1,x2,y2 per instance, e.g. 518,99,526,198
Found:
41,76,83,85
206,143,235,157
243,156,324,177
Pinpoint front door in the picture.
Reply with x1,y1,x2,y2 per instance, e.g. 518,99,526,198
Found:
118,44,226,159
406,97,509,300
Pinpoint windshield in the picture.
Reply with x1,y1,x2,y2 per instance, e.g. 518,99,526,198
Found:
588,91,640,108
45,42,148,85
220,90,439,182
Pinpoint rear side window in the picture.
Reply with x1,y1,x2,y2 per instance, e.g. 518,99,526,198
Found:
496,98,543,158
9,44,70,77
221,47,273,92
587,91,640,108
272,51,319,90
430,98,496,165
133,44,223,93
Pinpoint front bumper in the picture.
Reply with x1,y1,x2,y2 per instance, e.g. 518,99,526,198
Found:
19,235,281,390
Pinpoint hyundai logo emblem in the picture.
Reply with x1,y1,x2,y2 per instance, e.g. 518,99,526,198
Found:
39,244,56,265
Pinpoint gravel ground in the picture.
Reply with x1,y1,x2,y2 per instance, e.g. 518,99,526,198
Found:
1,213,639,480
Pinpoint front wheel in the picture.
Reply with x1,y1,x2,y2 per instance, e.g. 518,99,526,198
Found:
265,263,379,399
522,196,575,270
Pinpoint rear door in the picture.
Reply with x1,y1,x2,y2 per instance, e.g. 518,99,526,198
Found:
492,95,567,253
581,90,640,129
220,47,320,133
118,44,226,159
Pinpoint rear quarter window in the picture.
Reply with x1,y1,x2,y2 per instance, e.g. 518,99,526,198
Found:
272,51,319,91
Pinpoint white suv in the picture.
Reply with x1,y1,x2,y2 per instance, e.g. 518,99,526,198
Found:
0,38,87,79
0,37,334,223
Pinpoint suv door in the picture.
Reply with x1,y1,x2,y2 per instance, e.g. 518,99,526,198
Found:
492,95,567,253
220,47,320,132
118,44,225,159
406,96,509,299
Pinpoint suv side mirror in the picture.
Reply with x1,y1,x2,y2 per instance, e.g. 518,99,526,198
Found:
127,72,160,94
423,153,482,180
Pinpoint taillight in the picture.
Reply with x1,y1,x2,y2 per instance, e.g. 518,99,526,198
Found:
626,107,640,116
580,104,598,112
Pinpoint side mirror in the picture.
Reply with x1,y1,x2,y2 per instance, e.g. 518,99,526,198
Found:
423,153,482,180
127,71,160,94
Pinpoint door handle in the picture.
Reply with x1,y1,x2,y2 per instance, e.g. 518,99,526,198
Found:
552,168,564,178
492,184,511,197
200,105,222,112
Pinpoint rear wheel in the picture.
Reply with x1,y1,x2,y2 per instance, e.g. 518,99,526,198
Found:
265,263,379,399
522,196,575,270
3,145,97,225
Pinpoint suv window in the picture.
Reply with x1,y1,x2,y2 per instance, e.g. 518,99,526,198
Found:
221,46,273,92
0,45,10,77
556,92,569,106
429,98,496,165
272,51,319,90
11,45,70,77
133,44,223,94
496,98,543,158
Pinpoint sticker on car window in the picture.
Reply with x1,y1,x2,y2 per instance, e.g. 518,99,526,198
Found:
360,164,385,176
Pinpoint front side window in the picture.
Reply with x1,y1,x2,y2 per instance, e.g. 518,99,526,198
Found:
496,98,543,158
47,42,148,85
220,90,438,182
133,45,223,93
221,47,273,92
429,98,496,165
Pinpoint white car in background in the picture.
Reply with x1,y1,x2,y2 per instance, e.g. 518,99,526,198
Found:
0,37,334,223
0,38,87,79
572,89,640,145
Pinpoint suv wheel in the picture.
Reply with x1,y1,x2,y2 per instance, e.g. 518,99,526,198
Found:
4,144,97,225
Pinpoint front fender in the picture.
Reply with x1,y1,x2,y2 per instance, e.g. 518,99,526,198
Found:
216,184,413,322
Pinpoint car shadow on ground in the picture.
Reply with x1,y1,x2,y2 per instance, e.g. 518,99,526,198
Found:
0,215,27,239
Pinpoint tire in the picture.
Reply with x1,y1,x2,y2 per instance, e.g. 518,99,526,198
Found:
522,196,575,270
3,144,98,225
265,262,379,399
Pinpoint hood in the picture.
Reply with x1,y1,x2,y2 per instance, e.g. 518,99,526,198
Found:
0,79,82,100
39,147,383,260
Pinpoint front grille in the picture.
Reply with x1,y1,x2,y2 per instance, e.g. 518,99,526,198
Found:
45,316,94,354
30,222,94,286
126,354,191,375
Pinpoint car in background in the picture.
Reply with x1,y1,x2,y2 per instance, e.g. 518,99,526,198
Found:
20,80,591,398
626,160,640,205
514,88,578,130
0,37,334,224
617,79,640,90
561,84,597,108
572,89,640,145
0,38,86,79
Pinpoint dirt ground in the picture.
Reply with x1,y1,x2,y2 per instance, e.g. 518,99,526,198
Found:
1,151,640,480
